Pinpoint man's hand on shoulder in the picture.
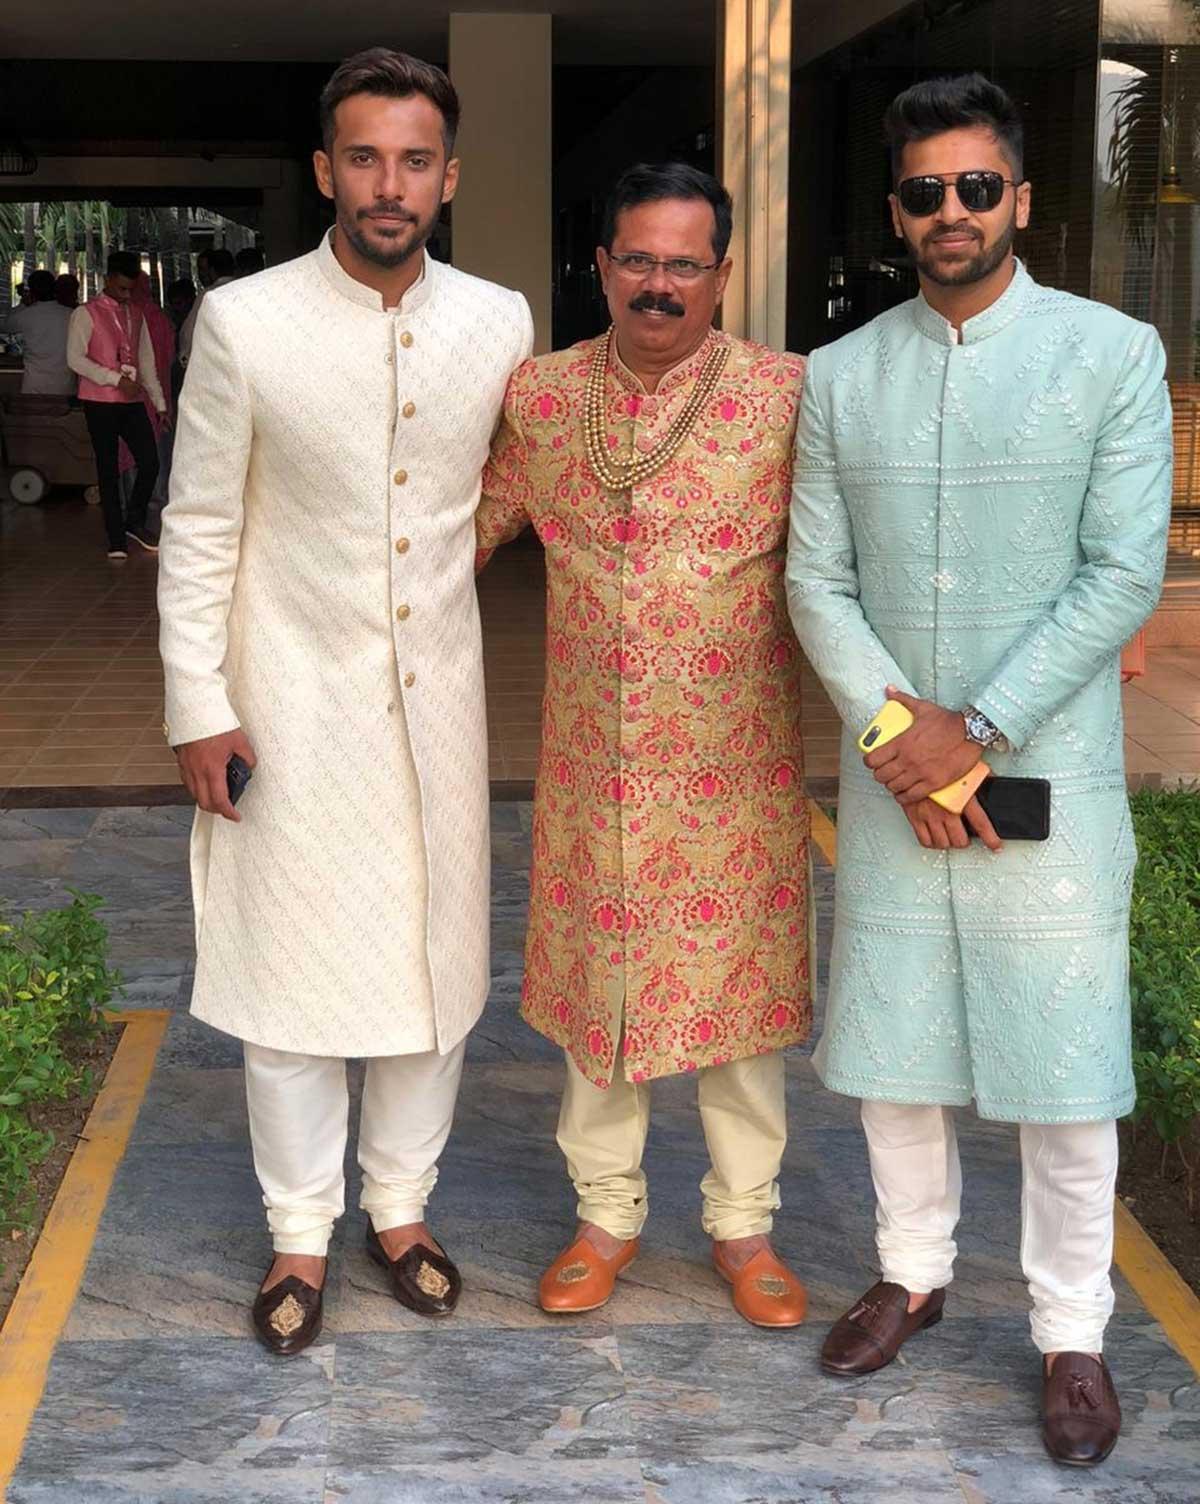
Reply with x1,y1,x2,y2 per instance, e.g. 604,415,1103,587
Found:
863,686,979,806
175,728,257,823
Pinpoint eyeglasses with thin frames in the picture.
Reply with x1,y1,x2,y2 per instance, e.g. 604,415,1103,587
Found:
607,252,721,281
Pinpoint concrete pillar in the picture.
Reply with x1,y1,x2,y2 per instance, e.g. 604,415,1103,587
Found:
449,13,553,352
720,0,791,348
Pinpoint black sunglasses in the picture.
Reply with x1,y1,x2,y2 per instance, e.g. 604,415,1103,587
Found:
897,170,1018,217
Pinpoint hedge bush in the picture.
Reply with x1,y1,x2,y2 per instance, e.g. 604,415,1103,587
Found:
0,891,119,1239
1128,787,1200,1178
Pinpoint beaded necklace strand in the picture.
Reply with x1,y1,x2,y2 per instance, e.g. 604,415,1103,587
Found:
583,326,728,493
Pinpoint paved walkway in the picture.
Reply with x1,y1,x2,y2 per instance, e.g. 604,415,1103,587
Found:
0,804,1196,1502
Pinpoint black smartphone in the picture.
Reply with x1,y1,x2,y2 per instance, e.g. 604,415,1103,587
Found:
226,754,253,807
973,776,1050,841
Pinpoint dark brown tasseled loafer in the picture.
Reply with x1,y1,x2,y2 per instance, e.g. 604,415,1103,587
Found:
1041,1352,1121,1466
251,1273,324,1357
366,1223,462,1316
820,1280,945,1375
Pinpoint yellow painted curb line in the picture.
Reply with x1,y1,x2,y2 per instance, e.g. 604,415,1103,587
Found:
1114,1197,1200,1377
0,1008,168,1497
808,800,837,866
807,790,1200,1376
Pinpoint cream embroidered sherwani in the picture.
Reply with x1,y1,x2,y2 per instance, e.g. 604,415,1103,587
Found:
159,233,533,1058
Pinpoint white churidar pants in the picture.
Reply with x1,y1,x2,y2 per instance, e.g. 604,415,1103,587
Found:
861,1099,1118,1353
243,1040,466,1256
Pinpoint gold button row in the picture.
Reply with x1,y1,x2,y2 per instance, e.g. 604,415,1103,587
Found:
395,536,410,555
393,469,408,486
402,401,416,419
400,331,414,348
395,604,411,621
404,671,416,688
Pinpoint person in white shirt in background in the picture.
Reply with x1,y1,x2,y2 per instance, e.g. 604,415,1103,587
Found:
178,246,237,367
67,248,169,560
0,269,75,395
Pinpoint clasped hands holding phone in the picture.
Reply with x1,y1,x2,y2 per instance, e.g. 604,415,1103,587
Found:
864,687,1002,853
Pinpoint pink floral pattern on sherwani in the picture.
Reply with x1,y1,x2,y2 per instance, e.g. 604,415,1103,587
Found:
478,331,812,1085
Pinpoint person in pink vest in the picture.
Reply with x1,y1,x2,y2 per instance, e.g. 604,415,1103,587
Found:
117,272,177,512
67,249,169,560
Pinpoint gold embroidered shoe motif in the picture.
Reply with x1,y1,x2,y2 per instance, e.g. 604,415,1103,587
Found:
754,1275,790,1298
269,1292,306,1336
416,1261,451,1299
556,1260,592,1285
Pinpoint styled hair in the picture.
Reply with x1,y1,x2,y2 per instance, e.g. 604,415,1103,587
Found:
600,162,734,262
235,246,265,275
883,72,1024,181
319,47,460,155
201,246,236,278
106,249,140,279
27,269,56,300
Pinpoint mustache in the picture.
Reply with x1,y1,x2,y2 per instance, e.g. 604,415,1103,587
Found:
629,291,685,317
359,203,418,225
925,222,981,246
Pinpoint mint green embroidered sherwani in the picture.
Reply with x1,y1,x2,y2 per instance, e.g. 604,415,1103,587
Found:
786,263,1173,1124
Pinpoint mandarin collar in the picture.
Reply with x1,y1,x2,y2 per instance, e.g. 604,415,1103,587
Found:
911,257,1030,346
610,326,723,395
317,228,435,314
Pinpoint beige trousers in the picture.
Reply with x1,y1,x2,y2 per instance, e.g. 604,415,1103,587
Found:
557,1048,787,1241
243,1039,466,1256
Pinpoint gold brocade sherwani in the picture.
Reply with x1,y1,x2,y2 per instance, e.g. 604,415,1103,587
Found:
477,330,812,1086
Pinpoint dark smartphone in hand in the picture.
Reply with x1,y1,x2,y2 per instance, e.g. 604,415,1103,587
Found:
973,776,1050,841
226,754,253,807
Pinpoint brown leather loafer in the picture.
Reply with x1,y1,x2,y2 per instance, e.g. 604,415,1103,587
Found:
538,1234,639,1313
251,1274,324,1357
1041,1352,1121,1466
820,1280,944,1375
713,1244,807,1328
366,1224,462,1316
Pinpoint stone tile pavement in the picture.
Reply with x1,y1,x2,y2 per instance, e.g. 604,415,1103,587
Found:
0,804,1196,1502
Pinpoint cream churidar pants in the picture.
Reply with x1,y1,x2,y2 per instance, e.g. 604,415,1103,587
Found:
243,1040,466,1256
861,1099,1118,1354
557,1047,787,1241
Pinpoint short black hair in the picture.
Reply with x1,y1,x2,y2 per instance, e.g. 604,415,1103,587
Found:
107,249,140,279
883,72,1024,182
201,247,236,278
27,269,56,300
600,162,734,263
320,47,460,156
235,246,265,275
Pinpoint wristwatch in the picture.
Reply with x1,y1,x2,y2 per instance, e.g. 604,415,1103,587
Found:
962,705,1009,753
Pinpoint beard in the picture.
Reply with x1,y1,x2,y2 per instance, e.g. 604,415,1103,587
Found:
908,212,1016,287
335,187,441,270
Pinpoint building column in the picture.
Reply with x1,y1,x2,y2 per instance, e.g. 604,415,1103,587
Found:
719,0,791,348
449,13,552,352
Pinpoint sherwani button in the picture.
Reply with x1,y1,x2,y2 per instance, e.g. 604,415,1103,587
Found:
404,671,416,688
385,353,394,364
402,402,416,418
400,332,414,349
396,604,411,621
394,469,408,486
395,537,410,554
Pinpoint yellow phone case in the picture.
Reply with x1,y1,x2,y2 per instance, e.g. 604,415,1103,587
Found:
857,700,914,753
928,759,991,814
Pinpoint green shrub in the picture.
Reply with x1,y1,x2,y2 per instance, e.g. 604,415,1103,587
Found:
1129,787,1200,1155
0,891,119,1235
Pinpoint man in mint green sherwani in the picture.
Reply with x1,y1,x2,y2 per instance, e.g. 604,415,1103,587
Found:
786,74,1172,1467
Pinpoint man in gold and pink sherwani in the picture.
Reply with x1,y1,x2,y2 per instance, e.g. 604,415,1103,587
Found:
477,163,812,1327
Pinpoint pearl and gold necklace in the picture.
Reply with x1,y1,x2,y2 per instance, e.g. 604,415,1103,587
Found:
583,326,728,493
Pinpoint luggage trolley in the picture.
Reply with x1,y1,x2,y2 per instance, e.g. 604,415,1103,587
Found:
0,394,98,504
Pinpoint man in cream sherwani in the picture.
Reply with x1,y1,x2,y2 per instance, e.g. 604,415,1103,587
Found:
158,47,533,1356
